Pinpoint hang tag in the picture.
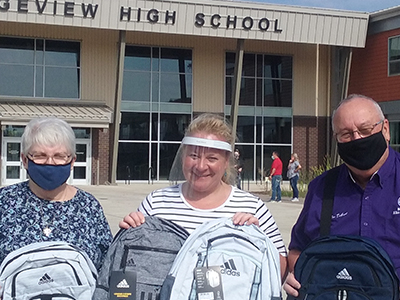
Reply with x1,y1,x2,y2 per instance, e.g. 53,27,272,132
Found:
109,271,137,300
194,266,224,300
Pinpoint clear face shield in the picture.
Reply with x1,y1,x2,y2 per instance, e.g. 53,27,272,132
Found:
168,136,236,187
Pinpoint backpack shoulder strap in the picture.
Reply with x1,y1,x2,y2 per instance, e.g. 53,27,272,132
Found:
319,166,341,237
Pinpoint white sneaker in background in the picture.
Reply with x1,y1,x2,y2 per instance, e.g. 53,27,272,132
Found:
291,197,299,202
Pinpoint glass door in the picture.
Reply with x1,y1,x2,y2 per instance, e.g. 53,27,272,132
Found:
70,139,91,185
1,138,27,186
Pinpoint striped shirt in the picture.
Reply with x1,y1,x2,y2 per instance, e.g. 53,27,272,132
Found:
138,183,287,256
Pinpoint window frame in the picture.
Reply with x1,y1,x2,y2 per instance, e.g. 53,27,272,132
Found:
388,35,400,77
0,36,81,99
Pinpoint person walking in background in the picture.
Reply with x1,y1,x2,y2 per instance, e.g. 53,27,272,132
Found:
268,151,283,202
287,153,302,202
234,148,243,189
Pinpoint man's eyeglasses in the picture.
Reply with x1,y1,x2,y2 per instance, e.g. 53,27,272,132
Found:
335,119,384,143
27,153,73,165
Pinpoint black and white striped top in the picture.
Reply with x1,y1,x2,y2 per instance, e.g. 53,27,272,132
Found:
138,183,287,256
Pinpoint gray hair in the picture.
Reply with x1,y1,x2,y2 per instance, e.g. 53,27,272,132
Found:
21,117,76,156
331,94,385,131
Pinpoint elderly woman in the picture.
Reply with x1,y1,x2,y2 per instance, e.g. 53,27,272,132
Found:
0,117,112,271
120,113,287,280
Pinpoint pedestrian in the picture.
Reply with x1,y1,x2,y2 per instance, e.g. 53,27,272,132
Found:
284,94,400,297
268,151,283,202
287,153,301,202
120,113,288,280
0,117,113,271
234,148,243,189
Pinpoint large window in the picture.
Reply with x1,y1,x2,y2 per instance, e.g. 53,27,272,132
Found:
226,53,292,107
389,36,400,76
390,121,400,152
0,37,80,98
118,46,192,181
122,46,192,103
117,112,190,181
225,52,293,181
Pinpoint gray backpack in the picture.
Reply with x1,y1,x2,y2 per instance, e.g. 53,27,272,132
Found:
93,216,189,300
0,241,98,300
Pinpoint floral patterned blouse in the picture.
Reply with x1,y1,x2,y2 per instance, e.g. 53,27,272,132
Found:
0,181,113,271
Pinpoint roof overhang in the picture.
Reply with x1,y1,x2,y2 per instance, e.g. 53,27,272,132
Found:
0,101,113,128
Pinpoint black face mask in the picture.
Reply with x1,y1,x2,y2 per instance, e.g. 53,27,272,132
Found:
337,131,387,170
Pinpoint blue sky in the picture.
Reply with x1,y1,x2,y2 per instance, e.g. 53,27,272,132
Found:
249,0,398,12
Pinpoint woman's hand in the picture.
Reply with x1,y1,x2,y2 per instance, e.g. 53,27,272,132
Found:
232,212,259,226
119,211,145,229
284,272,301,297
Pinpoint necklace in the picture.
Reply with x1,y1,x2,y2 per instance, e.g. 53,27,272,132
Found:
40,201,55,237
38,186,70,237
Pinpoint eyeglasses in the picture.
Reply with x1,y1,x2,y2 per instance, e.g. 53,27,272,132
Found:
335,119,384,143
27,153,73,165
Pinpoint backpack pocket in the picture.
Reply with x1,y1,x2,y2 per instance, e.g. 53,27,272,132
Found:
121,245,180,300
4,262,87,300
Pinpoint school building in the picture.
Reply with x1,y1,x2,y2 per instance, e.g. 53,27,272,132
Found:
0,0,374,185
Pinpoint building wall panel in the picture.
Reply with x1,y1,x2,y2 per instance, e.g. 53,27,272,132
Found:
349,28,400,102
0,23,119,107
0,0,368,47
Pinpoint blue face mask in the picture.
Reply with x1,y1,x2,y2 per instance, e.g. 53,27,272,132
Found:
27,158,72,191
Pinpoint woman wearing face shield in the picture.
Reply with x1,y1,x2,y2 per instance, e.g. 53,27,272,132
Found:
119,113,288,280
0,117,113,271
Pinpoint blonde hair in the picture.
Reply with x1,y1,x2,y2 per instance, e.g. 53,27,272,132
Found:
292,153,299,161
185,113,236,184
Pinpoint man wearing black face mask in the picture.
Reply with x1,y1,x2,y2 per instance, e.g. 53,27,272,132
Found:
284,94,400,297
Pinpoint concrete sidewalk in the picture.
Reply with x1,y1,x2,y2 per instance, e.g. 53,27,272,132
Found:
77,182,303,248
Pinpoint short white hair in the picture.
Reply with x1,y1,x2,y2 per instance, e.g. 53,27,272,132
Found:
21,117,76,156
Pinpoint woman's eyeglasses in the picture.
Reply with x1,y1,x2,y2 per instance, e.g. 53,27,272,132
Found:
27,153,72,165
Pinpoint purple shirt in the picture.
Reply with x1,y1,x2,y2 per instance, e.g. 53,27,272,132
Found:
289,147,400,278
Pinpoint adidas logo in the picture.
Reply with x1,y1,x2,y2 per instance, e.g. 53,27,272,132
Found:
117,279,130,289
336,268,353,280
38,273,54,285
220,259,240,277
126,258,136,266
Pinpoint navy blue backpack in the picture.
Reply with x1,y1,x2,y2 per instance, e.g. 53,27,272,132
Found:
290,167,400,300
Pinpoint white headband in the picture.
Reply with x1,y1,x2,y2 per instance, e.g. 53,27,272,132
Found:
182,137,232,152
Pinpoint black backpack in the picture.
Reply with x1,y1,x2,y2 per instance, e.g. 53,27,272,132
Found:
290,167,400,300
93,216,189,300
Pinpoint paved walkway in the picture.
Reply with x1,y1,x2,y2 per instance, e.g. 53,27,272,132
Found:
77,182,304,248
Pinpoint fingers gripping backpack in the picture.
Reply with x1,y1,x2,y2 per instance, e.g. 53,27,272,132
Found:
0,241,98,300
93,216,189,300
160,217,282,300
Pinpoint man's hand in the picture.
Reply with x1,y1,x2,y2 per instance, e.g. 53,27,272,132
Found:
284,272,301,297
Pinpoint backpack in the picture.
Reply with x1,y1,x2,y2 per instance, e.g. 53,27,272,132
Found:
290,167,400,300
160,217,282,300
93,216,189,300
0,241,98,300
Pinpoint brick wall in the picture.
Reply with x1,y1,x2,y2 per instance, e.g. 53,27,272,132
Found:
293,116,328,172
349,28,400,102
92,128,110,185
